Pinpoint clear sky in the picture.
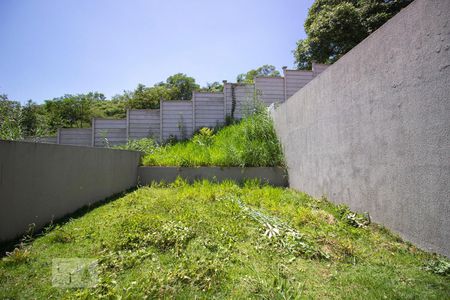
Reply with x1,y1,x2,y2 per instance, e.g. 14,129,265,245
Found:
0,0,314,104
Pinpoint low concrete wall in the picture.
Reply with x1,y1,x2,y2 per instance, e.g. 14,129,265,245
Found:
271,0,450,256
138,166,288,186
0,140,141,243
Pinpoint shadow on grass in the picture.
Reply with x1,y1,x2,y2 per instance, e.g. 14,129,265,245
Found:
0,186,138,257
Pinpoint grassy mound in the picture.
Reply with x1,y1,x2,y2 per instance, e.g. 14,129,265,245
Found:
136,112,284,167
1,180,448,299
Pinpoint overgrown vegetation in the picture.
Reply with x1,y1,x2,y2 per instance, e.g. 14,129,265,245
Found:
1,180,448,299
141,109,284,167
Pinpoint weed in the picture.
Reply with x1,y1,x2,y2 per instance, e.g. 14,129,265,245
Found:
2,244,31,265
424,257,450,276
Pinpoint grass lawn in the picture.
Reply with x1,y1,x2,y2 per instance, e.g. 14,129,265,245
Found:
1,180,448,299
134,112,284,167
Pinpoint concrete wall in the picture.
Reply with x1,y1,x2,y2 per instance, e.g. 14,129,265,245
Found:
0,140,141,243
224,83,255,119
58,128,92,146
271,0,450,256
255,77,285,106
93,118,127,147
283,69,314,100
193,92,225,130
128,109,160,140
51,65,328,146
161,101,193,141
138,166,288,186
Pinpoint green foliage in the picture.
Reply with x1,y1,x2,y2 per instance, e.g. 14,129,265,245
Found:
237,64,281,84
200,81,224,92
294,0,413,69
337,203,371,228
114,73,200,110
161,73,200,100
424,258,450,276
44,92,106,131
193,127,215,147
1,181,448,299
113,138,157,155
142,110,284,167
0,95,22,140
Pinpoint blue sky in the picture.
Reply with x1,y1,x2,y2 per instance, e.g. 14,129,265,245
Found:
0,0,314,104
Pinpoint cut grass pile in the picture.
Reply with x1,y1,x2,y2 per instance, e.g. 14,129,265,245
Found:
133,112,284,167
1,180,449,299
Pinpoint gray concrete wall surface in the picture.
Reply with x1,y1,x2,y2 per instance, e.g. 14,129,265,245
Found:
138,166,288,187
271,0,450,256
0,140,142,243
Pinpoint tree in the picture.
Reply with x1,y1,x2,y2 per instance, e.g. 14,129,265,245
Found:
236,65,281,84
0,94,22,140
118,84,173,109
158,73,200,100
20,100,39,136
43,92,105,131
294,0,413,69
200,82,223,92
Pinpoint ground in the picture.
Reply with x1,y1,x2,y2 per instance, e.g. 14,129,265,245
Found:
1,180,448,299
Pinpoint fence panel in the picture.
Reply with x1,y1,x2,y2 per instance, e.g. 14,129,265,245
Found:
93,119,127,147
224,83,255,119
59,128,92,146
128,109,160,140
161,101,193,141
194,92,224,130
312,63,329,77
255,77,285,105
284,70,314,99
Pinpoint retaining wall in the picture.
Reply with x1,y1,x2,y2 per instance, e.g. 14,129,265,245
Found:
0,140,142,243
271,0,450,256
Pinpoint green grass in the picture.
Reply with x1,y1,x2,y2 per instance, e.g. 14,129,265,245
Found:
1,179,448,299
138,112,284,167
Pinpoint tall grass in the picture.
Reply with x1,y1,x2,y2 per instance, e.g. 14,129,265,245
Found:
141,111,284,167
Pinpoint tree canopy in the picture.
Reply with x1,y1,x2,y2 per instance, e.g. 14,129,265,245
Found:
236,65,281,84
294,0,413,69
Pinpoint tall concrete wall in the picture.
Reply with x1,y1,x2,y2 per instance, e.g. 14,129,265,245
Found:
272,0,450,256
0,140,141,243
